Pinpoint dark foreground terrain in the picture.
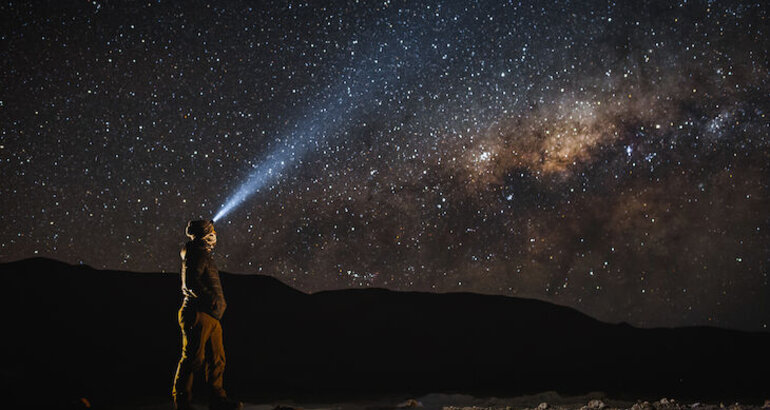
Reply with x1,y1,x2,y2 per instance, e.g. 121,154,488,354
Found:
1,258,768,409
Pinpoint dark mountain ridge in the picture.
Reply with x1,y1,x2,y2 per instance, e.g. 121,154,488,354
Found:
1,258,767,408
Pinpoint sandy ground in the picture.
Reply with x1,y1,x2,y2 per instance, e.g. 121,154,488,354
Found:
119,391,770,410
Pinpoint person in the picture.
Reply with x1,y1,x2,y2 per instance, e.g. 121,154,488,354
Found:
172,220,242,410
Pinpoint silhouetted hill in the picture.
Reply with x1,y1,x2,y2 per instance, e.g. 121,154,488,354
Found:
1,258,768,408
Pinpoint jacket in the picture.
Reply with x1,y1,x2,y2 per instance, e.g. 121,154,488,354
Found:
180,239,227,320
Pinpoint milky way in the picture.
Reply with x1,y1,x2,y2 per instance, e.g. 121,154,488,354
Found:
1,0,768,330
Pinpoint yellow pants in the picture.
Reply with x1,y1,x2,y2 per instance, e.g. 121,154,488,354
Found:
172,308,227,405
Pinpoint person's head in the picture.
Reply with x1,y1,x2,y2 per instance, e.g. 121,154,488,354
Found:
186,220,217,248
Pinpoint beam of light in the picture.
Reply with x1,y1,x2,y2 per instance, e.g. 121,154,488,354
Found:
213,71,373,223
213,108,337,223
212,153,289,223
212,18,432,223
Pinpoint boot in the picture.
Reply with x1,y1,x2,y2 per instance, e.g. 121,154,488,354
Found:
210,396,243,410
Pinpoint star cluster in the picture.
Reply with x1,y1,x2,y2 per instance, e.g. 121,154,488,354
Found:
1,0,768,330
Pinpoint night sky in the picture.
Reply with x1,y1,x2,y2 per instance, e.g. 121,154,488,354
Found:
1,0,768,330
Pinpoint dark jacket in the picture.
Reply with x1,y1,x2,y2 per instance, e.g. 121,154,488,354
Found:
180,239,227,320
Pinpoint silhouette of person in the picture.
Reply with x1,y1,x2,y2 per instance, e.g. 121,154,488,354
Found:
172,220,241,410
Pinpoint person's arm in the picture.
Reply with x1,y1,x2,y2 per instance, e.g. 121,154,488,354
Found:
200,254,227,319
180,246,198,298
192,254,214,296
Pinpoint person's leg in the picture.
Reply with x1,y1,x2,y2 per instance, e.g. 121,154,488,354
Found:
203,313,227,400
173,310,213,408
